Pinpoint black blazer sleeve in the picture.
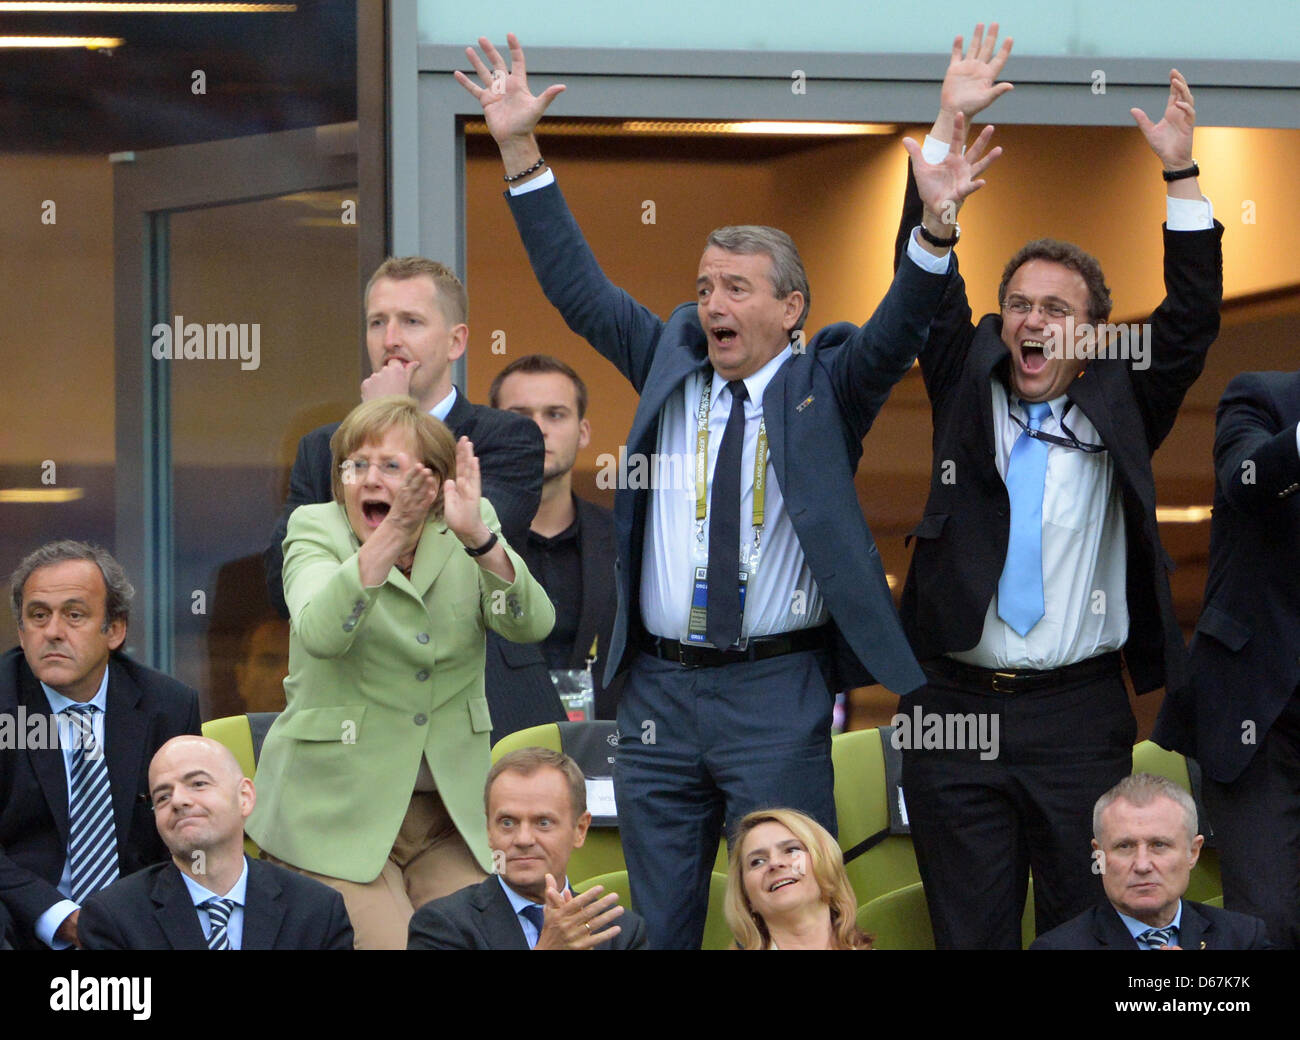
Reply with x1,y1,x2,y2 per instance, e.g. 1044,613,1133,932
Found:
264,425,335,619
407,899,476,950
468,406,545,552
77,893,129,951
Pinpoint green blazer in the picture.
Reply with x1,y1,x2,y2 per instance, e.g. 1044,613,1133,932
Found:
246,499,555,883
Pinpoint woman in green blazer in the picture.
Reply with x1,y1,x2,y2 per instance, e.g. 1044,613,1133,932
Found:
247,396,554,948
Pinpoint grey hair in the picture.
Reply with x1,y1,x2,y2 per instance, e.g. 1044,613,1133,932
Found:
10,540,134,632
705,225,811,333
1093,773,1198,844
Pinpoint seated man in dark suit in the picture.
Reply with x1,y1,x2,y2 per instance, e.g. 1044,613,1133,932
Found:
264,257,564,744
79,735,353,950
490,355,623,719
1153,370,1300,949
1031,773,1269,950
408,747,646,949
1,540,201,950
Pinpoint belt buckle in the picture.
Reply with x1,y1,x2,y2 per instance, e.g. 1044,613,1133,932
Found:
991,671,1019,693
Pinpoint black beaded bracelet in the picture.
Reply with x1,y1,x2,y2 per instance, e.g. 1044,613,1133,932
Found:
1162,162,1200,182
504,157,546,183
464,531,498,557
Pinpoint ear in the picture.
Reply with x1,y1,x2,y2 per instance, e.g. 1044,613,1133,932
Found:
447,323,469,364
238,777,256,821
106,618,127,652
571,810,592,849
1188,833,1203,869
577,418,591,452
782,291,805,334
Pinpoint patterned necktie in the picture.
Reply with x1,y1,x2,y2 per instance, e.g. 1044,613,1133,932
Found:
1137,925,1178,950
997,401,1054,636
64,704,119,904
203,898,237,950
707,379,749,649
520,903,546,948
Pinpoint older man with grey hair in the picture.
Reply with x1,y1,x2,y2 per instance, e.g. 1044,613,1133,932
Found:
1032,773,1270,949
0,540,200,950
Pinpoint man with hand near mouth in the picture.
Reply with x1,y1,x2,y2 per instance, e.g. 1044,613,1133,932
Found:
1031,774,1268,950
407,747,646,949
264,258,565,743
896,26,1223,949
78,735,353,950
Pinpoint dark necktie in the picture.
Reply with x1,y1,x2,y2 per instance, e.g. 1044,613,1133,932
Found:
1137,925,1178,950
707,379,749,649
520,903,546,948
64,704,119,904
203,897,237,950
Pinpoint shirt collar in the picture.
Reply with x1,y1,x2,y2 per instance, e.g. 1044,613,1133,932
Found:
710,343,793,410
1008,389,1070,425
497,873,571,916
1116,900,1183,943
179,855,250,906
430,385,458,422
41,665,110,714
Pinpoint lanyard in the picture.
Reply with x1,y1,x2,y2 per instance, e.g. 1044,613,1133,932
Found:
693,378,767,554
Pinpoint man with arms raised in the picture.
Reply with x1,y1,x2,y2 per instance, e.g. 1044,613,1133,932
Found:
457,33,998,947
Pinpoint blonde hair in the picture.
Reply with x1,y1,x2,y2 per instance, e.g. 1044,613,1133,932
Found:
725,808,871,950
329,395,456,516
364,256,467,327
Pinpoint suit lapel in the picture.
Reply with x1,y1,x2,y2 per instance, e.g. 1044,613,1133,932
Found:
1178,901,1210,950
571,498,607,669
630,350,709,459
1093,903,1141,948
408,520,458,601
973,327,1007,455
444,390,474,438
241,859,286,950
104,658,148,855
153,864,210,950
763,361,789,498
17,660,71,845
474,877,530,950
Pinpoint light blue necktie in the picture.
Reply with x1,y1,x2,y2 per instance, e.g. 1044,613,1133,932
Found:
997,401,1053,636
1137,925,1178,949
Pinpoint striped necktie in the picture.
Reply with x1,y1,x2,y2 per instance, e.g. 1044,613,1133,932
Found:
203,898,237,950
64,704,119,904
1137,925,1178,950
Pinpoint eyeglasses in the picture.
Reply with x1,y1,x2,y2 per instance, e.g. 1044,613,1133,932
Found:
1002,295,1075,320
338,458,404,482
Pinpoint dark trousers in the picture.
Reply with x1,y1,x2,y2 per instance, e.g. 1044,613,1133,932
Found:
1202,689,1300,950
614,649,836,950
901,658,1134,949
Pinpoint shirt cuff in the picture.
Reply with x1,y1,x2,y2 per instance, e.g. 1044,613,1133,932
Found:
508,167,555,196
922,134,953,165
36,899,79,949
906,229,952,274
1166,194,1214,231
1294,420,1299,457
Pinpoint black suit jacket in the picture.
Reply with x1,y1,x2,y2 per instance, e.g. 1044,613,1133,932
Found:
407,875,647,950
0,647,201,948
1153,371,1300,781
78,857,353,950
263,392,566,744
1030,899,1271,950
896,171,1224,695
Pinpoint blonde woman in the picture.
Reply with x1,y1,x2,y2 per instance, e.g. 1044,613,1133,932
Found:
726,808,871,950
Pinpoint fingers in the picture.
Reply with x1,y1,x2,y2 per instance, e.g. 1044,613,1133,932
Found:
949,34,964,66
967,143,1002,181
948,110,967,150
479,35,506,72
968,23,985,61
989,34,1013,77
963,121,995,163
463,42,494,86
1130,106,1155,134
507,31,525,74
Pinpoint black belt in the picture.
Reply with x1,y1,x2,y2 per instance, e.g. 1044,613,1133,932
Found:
642,627,829,669
925,650,1123,694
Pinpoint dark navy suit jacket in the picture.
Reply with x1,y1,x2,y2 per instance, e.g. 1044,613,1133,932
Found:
506,181,952,694
0,648,200,948
1154,371,1300,781
1031,899,1270,950
78,857,353,950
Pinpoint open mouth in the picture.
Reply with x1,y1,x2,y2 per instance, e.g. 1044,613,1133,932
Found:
362,500,391,527
769,877,799,892
712,326,737,345
1019,340,1048,375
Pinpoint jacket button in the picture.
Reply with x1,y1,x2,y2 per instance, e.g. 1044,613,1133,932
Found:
416,632,430,644
413,713,428,726
342,621,355,632
416,669,430,681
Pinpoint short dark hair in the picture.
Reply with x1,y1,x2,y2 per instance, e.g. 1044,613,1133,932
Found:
10,540,134,632
485,747,587,822
998,239,1112,323
488,354,589,420
706,225,811,333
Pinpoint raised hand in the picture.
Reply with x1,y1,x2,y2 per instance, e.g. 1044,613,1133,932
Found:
1131,69,1195,171
940,22,1014,124
443,436,487,545
385,452,439,538
533,873,624,950
904,111,1001,232
454,33,565,148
